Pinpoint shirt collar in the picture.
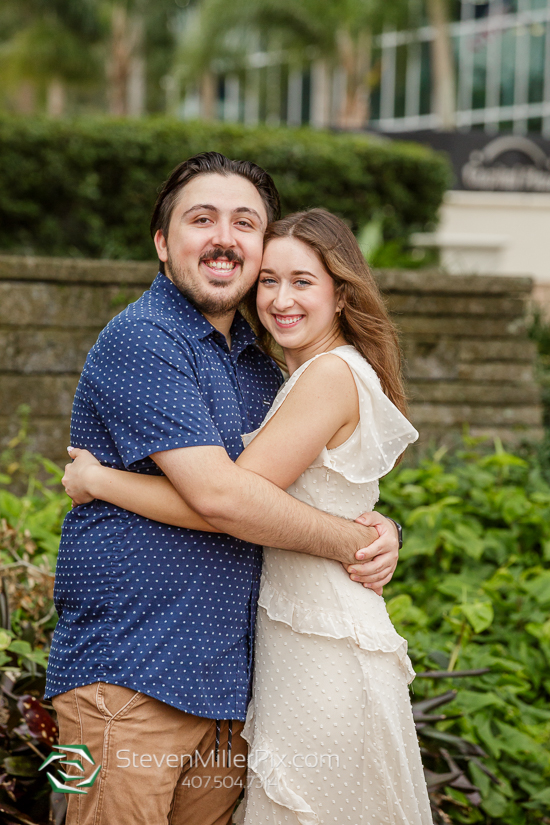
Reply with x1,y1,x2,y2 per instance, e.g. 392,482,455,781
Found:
151,272,257,355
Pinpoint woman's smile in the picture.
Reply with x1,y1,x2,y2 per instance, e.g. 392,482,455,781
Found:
272,313,305,328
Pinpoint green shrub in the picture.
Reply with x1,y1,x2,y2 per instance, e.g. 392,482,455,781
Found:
0,116,451,260
3,412,548,823
0,411,69,825
380,438,550,824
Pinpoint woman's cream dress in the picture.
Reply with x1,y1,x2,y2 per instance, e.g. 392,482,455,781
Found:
235,345,433,825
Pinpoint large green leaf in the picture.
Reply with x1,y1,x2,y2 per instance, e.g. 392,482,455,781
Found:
460,602,494,634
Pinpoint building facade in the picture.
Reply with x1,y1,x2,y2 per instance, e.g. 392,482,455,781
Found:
182,0,550,137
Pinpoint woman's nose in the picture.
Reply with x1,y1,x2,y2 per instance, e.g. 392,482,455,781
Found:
272,286,294,310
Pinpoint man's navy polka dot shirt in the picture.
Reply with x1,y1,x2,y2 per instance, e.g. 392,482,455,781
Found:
45,273,282,721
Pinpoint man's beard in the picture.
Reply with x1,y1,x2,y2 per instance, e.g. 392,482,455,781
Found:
166,247,250,318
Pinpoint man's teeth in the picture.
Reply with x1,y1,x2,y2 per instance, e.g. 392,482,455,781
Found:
205,260,236,271
276,316,303,325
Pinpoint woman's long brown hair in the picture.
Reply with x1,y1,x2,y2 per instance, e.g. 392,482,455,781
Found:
242,208,408,416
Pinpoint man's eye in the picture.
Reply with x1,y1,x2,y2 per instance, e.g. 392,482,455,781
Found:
236,220,253,228
194,217,211,224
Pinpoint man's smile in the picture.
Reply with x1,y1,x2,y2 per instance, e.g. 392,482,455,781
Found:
200,257,242,279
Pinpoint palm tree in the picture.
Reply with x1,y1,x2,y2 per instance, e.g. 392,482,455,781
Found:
426,0,456,129
0,0,102,116
176,0,409,129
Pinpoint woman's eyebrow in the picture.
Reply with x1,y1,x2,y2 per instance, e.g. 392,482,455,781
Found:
259,268,318,278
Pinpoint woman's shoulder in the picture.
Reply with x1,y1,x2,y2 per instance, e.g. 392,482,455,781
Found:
289,349,357,395
323,346,382,386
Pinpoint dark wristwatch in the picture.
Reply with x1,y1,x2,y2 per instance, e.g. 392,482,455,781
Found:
386,517,403,550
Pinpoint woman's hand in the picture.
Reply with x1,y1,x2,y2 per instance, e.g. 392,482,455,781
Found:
62,447,101,505
343,512,400,596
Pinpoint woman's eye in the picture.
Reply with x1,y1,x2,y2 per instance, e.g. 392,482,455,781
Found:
259,277,276,285
295,279,312,287
236,220,253,228
194,217,211,224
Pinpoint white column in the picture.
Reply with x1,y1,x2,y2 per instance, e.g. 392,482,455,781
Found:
380,42,396,122
543,21,550,136
244,70,260,125
224,75,240,122
330,66,346,125
405,40,421,119
513,0,530,133
266,64,281,126
485,3,502,131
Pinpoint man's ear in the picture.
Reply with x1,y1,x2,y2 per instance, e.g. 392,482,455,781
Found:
154,229,169,263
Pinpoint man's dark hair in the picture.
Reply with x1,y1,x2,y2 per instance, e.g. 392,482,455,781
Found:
150,152,281,272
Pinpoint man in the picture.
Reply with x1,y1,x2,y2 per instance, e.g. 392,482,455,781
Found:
46,152,401,825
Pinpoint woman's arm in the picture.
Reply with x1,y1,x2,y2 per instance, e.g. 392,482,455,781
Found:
63,354,358,531
63,450,220,531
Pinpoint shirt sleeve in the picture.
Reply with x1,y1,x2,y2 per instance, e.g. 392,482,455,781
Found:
86,317,224,468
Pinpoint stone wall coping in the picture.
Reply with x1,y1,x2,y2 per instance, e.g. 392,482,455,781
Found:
374,268,533,295
0,255,155,286
0,254,534,295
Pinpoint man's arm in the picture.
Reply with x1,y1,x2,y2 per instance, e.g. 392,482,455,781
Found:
152,445,378,566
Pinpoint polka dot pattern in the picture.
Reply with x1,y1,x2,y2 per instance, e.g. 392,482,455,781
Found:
235,347,431,825
45,274,282,720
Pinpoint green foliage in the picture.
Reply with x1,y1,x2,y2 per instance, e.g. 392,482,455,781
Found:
0,411,68,824
379,438,550,824
4,408,548,823
0,115,451,260
529,310,550,436
0,406,68,648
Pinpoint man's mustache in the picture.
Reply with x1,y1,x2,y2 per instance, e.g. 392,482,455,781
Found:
200,249,244,266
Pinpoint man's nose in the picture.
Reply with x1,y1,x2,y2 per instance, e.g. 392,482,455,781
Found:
210,220,237,249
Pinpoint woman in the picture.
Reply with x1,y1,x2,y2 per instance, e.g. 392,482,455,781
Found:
63,209,432,824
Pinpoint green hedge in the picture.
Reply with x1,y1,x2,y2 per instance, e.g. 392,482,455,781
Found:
0,116,451,260
380,440,550,823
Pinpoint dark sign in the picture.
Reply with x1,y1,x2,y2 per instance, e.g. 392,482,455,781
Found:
374,129,550,192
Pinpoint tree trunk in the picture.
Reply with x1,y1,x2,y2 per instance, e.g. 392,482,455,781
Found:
426,0,456,129
336,29,371,130
200,71,216,120
46,78,66,117
108,5,146,117
14,81,36,115
127,16,145,117
311,60,331,128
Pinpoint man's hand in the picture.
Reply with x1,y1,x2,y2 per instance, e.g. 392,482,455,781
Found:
344,512,400,595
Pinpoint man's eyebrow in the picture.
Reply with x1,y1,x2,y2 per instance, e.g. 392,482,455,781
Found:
180,204,265,225
180,204,218,219
233,207,264,225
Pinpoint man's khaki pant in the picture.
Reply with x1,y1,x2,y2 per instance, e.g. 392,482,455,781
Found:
52,683,247,825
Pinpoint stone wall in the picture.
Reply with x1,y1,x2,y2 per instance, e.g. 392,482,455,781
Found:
0,254,543,465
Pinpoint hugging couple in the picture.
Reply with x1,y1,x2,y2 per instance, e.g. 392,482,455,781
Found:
49,152,432,825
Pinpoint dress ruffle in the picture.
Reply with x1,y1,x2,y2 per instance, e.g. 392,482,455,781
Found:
258,580,416,684
242,346,418,485
234,702,320,825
